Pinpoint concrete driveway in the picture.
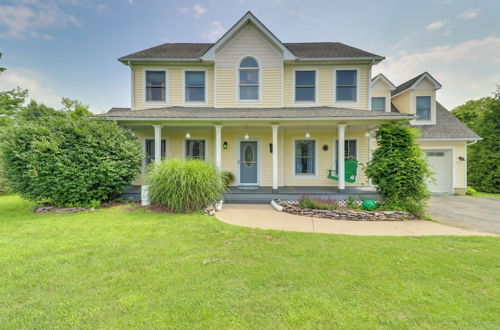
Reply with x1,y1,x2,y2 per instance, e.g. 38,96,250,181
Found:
427,195,500,234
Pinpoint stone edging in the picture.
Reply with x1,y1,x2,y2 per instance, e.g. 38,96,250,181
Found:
273,199,416,221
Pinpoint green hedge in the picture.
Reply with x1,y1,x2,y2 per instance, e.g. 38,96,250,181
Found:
0,116,142,207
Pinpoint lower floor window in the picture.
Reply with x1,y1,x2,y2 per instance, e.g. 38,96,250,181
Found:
186,140,205,160
295,140,315,174
145,139,166,164
335,140,357,169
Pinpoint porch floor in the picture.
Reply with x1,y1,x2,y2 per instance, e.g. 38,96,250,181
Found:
122,185,380,204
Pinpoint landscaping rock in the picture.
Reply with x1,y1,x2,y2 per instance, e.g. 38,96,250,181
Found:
273,199,416,221
204,205,216,216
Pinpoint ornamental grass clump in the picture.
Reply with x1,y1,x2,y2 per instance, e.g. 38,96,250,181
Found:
147,159,227,213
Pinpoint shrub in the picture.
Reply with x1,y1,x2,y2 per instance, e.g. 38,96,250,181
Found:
222,171,235,186
147,159,227,213
466,186,477,196
0,115,142,207
365,123,432,216
299,196,339,211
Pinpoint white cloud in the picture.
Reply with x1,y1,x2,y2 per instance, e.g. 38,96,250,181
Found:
373,36,500,109
0,67,61,107
193,4,207,18
427,20,448,31
0,0,81,39
201,21,226,42
459,8,480,20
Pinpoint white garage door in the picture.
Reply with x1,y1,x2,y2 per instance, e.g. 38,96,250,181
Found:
425,151,452,193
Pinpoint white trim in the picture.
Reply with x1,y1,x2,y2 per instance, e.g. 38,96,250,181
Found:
280,128,285,186
214,125,222,169
120,58,202,62
130,64,135,109
294,56,384,62
368,66,372,110
143,68,169,106
236,138,262,186
411,93,436,125
370,96,388,112
141,135,168,172
201,12,296,61
271,125,279,190
333,66,361,106
422,147,455,193
106,115,415,122
391,72,442,98
291,137,319,178
214,62,218,108
235,55,262,104
333,137,360,178
182,68,209,106
292,67,319,106
371,73,396,90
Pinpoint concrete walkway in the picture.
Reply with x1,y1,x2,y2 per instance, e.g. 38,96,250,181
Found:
216,204,497,236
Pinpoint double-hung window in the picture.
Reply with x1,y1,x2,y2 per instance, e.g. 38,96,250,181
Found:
239,57,259,101
145,71,166,102
185,140,205,160
295,71,316,102
336,70,357,102
145,139,166,165
371,97,386,111
185,71,206,103
295,140,315,175
416,96,431,121
335,140,357,170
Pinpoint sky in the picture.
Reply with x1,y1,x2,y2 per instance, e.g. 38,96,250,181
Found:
0,0,499,113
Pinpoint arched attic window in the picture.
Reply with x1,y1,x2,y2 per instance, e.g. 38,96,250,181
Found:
239,57,259,101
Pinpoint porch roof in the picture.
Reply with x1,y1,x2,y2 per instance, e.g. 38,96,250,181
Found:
103,106,413,121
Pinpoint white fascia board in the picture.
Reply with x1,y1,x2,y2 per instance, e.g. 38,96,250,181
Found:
118,58,202,63
418,138,482,141
106,115,414,122
371,73,396,90
295,56,384,62
201,12,296,61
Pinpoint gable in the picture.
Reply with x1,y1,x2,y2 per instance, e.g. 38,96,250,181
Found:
372,78,393,91
215,22,283,67
414,76,438,90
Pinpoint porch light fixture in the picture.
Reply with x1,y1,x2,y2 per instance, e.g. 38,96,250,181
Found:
244,124,250,140
185,131,191,139
305,132,311,139
364,132,371,138
223,141,228,149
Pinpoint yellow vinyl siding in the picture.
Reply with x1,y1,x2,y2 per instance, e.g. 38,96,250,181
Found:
419,140,467,190
392,91,410,114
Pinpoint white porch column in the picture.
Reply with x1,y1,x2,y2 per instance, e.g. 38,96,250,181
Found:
272,125,279,191
153,125,162,163
214,125,222,169
338,124,347,190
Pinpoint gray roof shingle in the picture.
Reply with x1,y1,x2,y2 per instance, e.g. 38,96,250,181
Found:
119,42,383,61
103,106,411,119
418,102,480,140
391,73,427,96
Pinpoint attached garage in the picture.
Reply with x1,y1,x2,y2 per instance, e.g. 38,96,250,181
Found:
424,150,453,194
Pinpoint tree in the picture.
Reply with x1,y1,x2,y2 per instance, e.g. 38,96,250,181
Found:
0,52,5,73
365,123,432,216
0,88,28,127
452,88,500,193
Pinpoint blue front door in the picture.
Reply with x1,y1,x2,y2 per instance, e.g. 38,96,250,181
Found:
239,141,258,185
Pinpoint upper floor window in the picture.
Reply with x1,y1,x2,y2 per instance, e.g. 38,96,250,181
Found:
371,97,386,111
295,71,316,102
336,70,357,102
146,71,166,102
239,57,259,101
185,71,205,103
416,96,431,121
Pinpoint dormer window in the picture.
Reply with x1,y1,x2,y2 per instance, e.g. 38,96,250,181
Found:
416,96,431,121
239,57,259,101
371,97,386,111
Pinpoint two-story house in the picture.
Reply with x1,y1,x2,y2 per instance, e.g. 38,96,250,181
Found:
104,12,479,201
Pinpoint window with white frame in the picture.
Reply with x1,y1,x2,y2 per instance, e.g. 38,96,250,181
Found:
295,140,315,175
185,71,205,102
145,71,166,102
295,71,316,102
371,97,386,111
335,140,357,169
239,57,259,101
145,139,166,164
185,140,205,160
336,70,357,102
416,96,431,121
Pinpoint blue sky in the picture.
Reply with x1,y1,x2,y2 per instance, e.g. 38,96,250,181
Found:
1,0,499,113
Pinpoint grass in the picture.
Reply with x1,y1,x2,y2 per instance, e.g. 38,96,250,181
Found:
469,191,500,198
0,194,499,329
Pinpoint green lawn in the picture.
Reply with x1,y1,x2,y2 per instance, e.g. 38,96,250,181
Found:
0,194,499,329
470,191,500,198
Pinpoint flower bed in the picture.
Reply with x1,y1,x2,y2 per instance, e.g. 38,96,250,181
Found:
273,199,417,221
